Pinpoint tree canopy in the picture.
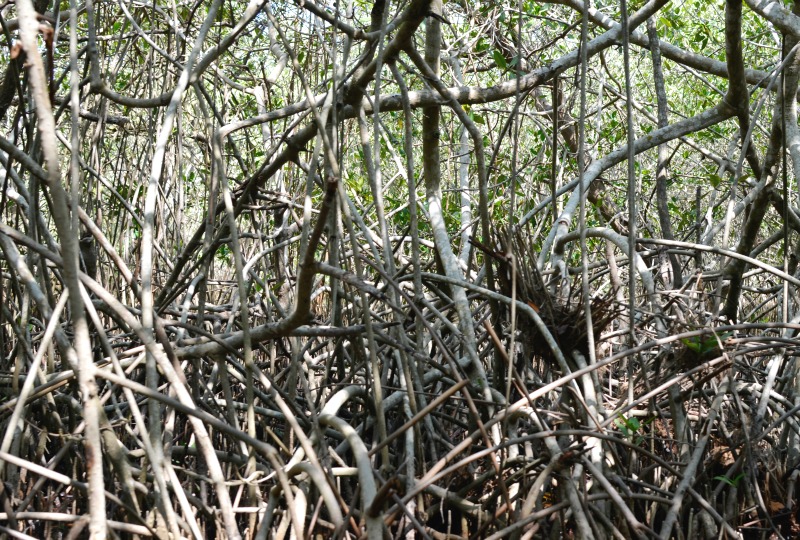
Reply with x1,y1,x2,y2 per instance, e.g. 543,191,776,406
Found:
1,0,800,538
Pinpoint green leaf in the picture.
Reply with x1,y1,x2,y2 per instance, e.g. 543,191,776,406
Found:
614,415,641,438
493,50,507,70
714,473,745,487
714,475,734,486
682,332,730,356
